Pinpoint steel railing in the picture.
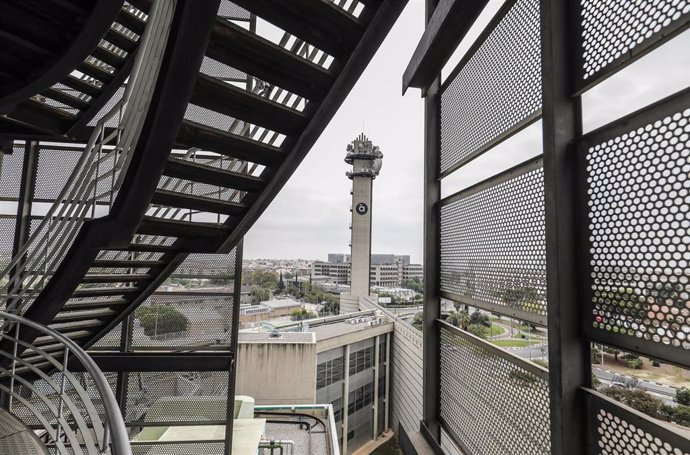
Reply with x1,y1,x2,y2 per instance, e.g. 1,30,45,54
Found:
0,311,131,455
0,0,175,314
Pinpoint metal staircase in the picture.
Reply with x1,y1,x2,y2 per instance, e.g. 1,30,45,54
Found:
0,0,406,381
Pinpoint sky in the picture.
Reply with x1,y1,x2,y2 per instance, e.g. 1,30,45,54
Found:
242,0,690,263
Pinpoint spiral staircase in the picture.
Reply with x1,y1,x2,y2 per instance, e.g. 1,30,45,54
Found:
0,0,407,453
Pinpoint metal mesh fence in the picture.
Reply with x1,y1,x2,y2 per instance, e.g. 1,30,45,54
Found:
577,0,690,84
439,323,550,455
131,293,233,349
439,0,541,175
587,390,690,455
171,250,237,279
131,442,225,455
124,371,229,423
34,148,82,201
0,144,25,200
582,104,690,364
440,160,546,325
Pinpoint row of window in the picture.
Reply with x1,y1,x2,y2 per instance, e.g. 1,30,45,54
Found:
316,357,344,389
349,346,374,375
348,382,374,415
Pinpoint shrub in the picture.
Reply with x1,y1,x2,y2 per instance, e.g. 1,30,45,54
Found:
627,358,643,369
601,387,662,418
676,387,690,406
466,323,489,339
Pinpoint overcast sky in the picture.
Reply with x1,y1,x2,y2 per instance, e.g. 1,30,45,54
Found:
243,0,690,263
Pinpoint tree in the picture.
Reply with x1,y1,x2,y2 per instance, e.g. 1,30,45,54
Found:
411,312,423,331
251,287,270,304
676,387,690,406
277,271,285,293
603,346,621,361
400,279,423,294
601,387,663,418
466,324,489,339
290,308,316,321
243,270,279,290
627,358,643,369
446,312,470,329
136,305,188,337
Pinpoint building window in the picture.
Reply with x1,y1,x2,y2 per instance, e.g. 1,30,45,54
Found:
349,346,374,375
348,382,374,414
316,357,344,389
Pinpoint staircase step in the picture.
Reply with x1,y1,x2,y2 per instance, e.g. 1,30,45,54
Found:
62,75,102,97
35,330,91,346
164,157,264,192
82,274,151,283
104,28,137,53
49,319,103,332
63,298,130,310
207,18,332,101
40,87,90,110
91,44,126,68
115,8,146,35
77,61,114,84
231,0,361,60
93,259,166,268
138,216,231,238
152,189,248,216
176,120,283,166
53,308,117,321
115,243,178,253
191,73,308,136
72,287,139,298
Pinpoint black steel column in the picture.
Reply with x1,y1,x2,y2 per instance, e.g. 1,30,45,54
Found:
115,313,134,419
421,0,442,444
540,2,590,455
224,239,244,455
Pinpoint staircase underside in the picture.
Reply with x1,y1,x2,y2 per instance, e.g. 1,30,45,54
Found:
0,0,408,367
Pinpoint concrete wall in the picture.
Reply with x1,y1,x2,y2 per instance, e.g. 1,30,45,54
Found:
235,340,316,405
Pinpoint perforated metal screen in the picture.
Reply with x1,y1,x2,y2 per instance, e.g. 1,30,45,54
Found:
131,292,233,349
440,159,546,325
34,147,82,201
580,101,690,365
124,371,228,423
131,442,225,455
439,0,541,175
587,390,690,455
439,323,550,455
0,145,24,200
576,0,690,87
171,250,237,279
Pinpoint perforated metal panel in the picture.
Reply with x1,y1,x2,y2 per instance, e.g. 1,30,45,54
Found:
439,0,541,175
200,56,246,82
171,250,237,279
131,292,233,349
87,86,125,127
184,104,237,132
577,0,690,86
439,323,550,455
124,371,228,423
581,104,690,364
34,148,81,201
217,0,250,20
0,218,17,270
440,159,546,324
0,145,24,200
131,442,225,455
587,390,690,455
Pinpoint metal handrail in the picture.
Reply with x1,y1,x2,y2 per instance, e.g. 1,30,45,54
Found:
0,311,131,455
0,0,175,313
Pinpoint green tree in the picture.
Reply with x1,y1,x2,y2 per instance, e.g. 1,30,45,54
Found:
136,305,188,337
627,358,643,369
466,323,489,339
290,308,316,321
601,387,663,418
446,312,470,329
277,271,285,294
400,279,423,294
243,270,279,290
251,287,270,304
676,387,690,406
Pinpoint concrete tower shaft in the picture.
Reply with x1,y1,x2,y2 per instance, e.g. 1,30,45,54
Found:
341,133,383,314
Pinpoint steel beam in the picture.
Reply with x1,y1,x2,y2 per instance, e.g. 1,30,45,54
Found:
540,2,590,455
421,0,442,446
402,0,488,93
224,239,244,455
70,352,233,372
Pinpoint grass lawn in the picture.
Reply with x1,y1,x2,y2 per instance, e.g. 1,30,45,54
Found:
489,325,506,337
492,339,540,348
